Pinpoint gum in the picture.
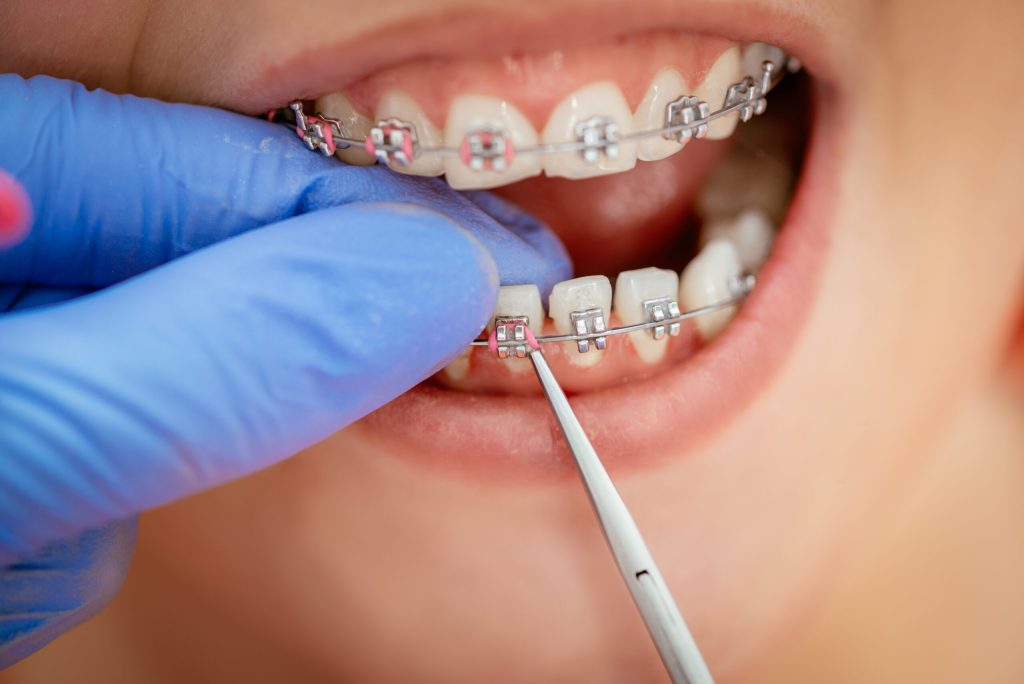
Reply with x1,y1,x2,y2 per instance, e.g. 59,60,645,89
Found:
343,30,736,129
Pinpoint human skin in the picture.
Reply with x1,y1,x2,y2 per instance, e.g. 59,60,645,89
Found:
3,0,1024,682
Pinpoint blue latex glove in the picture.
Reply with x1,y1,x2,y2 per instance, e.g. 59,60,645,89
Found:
0,75,571,666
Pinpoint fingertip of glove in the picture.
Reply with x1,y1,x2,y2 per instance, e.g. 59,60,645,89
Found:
0,169,32,248
329,201,501,333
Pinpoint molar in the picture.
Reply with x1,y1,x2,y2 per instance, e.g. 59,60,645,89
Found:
487,284,545,373
375,90,444,176
443,95,542,190
541,82,637,179
314,92,376,166
548,275,613,368
701,209,775,273
742,42,787,78
694,47,744,140
680,239,743,341
613,267,680,364
633,68,691,162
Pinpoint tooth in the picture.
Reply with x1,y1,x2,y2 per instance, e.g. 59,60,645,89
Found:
742,42,787,77
314,92,376,166
702,209,775,272
443,96,542,190
680,239,744,341
548,275,613,368
487,284,545,373
542,82,636,179
442,347,472,381
694,46,744,140
613,267,680,364
375,89,444,176
634,68,690,162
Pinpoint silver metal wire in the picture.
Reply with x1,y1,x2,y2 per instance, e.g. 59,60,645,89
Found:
470,274,754,348
282,54,796,162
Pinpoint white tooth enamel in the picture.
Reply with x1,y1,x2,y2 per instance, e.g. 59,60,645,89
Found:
314,92,376,166
542,82,636,179
443,96,542,190
633,68,690,162
702,209,775,272
442,347,472,381
742,42,787,78
613,267,680,364
375,90,444,176
680,239,743,341
694,46,744,140
487,284,545,373
548,275,613,368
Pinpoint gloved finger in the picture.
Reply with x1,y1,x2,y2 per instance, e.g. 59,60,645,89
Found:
0,169,31,248
0,519,136,668
0,75,571,295
0,202,498,563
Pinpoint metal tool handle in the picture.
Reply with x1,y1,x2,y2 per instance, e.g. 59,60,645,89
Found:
529,350,715,684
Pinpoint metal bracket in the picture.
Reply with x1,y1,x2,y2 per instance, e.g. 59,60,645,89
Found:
723,77,767,122
575,116,620,163
290,102,335,156
641,297,682,340
494,316,532,359
366,118,419,166
461,127,515,171
664,96,710,142
569,308,608,353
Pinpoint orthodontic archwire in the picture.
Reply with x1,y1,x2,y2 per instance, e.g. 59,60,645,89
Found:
272,49,797,684
473,273,756,359
276,52,799,169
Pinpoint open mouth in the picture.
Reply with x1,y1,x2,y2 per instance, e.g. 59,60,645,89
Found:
252,4,839,477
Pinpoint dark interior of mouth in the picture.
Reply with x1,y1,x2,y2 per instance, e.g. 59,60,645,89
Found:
493,70,811,278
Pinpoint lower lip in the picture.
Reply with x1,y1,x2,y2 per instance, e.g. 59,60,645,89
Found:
360,85,838,480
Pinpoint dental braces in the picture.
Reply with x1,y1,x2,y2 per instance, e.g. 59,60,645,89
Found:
277,53,796,167
474,273,756,357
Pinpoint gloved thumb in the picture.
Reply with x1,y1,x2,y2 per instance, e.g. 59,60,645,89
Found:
0,202,498,562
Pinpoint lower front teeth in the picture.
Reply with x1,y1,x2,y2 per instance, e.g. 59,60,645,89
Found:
612,267,681,363
680,239,744,341
488,284,545,373
548,275,614,368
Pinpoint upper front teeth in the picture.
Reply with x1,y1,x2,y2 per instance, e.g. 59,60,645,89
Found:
694,46,744,140
375,90,444,176
443,95,541,190
542,82,636,179
634,68,691,162
303,45,788,189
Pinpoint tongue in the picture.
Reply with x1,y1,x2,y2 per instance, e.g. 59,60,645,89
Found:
495,139,731,276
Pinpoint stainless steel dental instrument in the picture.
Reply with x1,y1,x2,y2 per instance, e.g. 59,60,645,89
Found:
274,52,797,168
528,344,714,684
481,279,756,683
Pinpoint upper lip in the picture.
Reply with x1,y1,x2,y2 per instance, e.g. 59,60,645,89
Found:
234,0,833,114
